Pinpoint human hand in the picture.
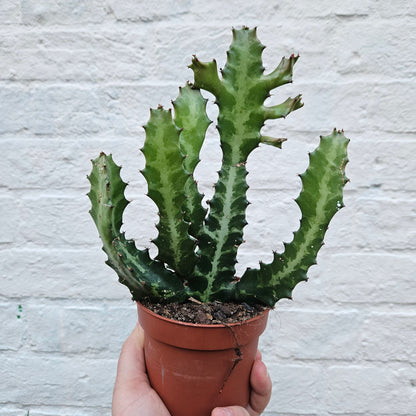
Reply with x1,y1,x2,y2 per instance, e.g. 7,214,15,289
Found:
211,349,272,416
112,324,170,415
112,325,272,416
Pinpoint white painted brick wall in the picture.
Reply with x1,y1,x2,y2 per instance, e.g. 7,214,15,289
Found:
1,1,415,415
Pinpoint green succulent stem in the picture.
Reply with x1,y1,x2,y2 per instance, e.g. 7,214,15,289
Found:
173,84,211,237
235,129,349,306
88,153,187,302
88,27,349,307
88,153,145,297
188,27,303,301
141,107,197,278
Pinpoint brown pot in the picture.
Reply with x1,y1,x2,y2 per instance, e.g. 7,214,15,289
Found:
137,302,269,416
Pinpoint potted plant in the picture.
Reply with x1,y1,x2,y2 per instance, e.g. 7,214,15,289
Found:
88,27,349,416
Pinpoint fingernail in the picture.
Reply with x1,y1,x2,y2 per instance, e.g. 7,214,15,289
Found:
212,408,231,416
258,359,270,379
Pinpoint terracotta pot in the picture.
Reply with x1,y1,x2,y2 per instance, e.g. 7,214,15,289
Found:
137,302,269,416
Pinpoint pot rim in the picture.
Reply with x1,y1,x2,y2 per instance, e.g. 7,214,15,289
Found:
136,301,270,329
137,301,270,350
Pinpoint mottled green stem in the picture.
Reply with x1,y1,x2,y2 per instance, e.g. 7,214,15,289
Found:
173,84,211,238
236,130,349,306
88,153,187,301
88,27,349,307
188,28,303,301
141,108,197,278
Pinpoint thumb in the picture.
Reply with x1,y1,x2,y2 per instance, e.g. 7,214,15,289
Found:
212,406,248,416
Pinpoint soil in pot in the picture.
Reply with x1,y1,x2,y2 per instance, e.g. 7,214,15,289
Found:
142,299,268,324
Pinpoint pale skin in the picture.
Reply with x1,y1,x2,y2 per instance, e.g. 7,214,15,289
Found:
113,324,272,416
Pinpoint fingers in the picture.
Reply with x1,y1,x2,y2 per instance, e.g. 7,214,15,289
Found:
113,325,171,416
211,406,249,416
212,353,272,416
246,356,272,416
115,324,148,384
116,330,271,416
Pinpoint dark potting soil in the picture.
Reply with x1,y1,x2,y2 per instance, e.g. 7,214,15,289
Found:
141,299,268,325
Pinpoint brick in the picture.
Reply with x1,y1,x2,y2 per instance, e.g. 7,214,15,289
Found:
349,139,416,192
334,20,416,79
20,0,109,25
240,189,303,254
97,83,182,136
152,25,230,81
0,407,109,416
280,81,370,134
281,81,416,135
0,87,31,134
0,0,21,24
375,0,416,17
107,0,190,22
0,249,130,299
0,303,25,350
25,304,63,352
362,313,416,363
260,309,363,361
0,84,186,136
17,195,93,246
326,364,416,414
265,363,323,414
189,1,280,21
26,304,136,353
0,410,30,416
190,0,373,19
0,28,154,82
275,0,373,18
0,197,18,243
319,253,416,305
1,138,145,191
0,353,116,407
324,195,416,251
245,134,313,192
0,85,104,136
369,81,416,133
236,248,324,306
15,193,159,249
152,23,341,84
248,133,416,198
